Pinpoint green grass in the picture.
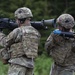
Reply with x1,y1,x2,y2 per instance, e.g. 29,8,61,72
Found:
0,61,8,75
0,54,53,75
34,54,53,75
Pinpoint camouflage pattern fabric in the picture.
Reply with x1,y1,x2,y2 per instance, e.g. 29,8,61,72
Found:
45,31,75,75
5,25,41,59
50,63,75,75
56,14,75,29
0,48,10,60
0,32,6,47
0,32,10,64
4,24,41,68
8,57,34,68
15,7,33,19
45,32,75,66
8,64,33,75
0,24,40,75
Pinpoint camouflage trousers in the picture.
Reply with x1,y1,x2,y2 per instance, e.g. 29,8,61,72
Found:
8,64,33,75
50,63,75,75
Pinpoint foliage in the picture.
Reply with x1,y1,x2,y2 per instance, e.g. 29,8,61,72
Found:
34,54,53,75
0,61,8,75
38,27,54,55
0,0,75,19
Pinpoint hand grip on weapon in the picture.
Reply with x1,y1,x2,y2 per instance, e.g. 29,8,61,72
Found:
53,29,61,35
53,29,75,38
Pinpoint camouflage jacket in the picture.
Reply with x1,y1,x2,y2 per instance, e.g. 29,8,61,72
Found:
45,32,75,66
0,24,41,68
0,32,6,47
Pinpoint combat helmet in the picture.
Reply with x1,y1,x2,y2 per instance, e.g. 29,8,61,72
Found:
14,7,33,19
56,14,75,29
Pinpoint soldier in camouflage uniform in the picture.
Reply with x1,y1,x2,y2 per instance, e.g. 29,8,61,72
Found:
45,14,75,75
0,7,41,75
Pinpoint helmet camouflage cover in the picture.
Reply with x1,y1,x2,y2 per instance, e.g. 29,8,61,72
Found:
15,7,33,19
56,14,75,29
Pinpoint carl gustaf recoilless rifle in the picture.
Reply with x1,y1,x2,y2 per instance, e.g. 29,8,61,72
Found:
0,17,75,38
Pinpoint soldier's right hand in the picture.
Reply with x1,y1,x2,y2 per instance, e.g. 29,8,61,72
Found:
53,29,61,35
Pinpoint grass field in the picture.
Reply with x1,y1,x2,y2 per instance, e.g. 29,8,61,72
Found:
0,54,53,75
0,61,8,75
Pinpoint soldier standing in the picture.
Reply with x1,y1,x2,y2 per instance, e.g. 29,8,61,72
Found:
45,14,75,75
0,7,41,75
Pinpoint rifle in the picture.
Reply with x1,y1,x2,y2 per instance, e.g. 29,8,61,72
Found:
0,18,56,30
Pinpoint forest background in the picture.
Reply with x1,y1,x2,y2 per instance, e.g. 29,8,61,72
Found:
0,0,75,75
